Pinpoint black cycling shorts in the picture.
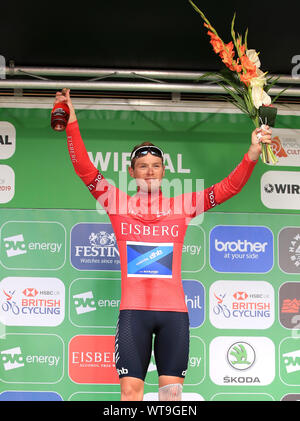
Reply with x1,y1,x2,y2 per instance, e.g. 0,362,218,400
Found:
114,310,190,381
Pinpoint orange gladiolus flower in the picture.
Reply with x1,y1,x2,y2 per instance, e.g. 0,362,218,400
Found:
219,41,234,65
237,39,246,56
207,31,224,54
240,55,257,75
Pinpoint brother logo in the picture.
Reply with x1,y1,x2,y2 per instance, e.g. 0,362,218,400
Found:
209,226,273,273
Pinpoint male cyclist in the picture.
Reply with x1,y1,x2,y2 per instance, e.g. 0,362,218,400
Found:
55,89,272,401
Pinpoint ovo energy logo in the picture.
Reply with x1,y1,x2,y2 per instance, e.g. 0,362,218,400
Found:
69,278,121,328
280,338,300,386
0,333,64,383
3,234,26,257
0,221,66,270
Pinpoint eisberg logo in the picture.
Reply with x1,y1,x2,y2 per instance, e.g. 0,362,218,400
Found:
71,223,120,271
210,226,273,273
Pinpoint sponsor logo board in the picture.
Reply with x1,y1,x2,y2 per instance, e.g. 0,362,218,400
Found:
261,171,300,210
0,221,66,270
210,225,273,273
0,277,65,327
209,336,275,386
70,223,120,271
209,280,274,329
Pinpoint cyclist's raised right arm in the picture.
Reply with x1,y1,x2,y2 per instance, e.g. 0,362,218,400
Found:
54,89,98,185
55,89,120,212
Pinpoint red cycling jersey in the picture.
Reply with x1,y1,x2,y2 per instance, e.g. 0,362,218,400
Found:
66,120,257,312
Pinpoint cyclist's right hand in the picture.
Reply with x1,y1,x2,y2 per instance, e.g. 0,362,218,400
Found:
54,88,77,123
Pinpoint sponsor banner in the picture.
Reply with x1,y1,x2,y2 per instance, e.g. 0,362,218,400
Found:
182,280,205,328
0,277,65,327
126,241,173,278
209,225,273,273
0,391,63,401
261,171,300,210
269,128,300,166
68,392,121,401
145,335,205,386
211,393,274,401
209,336,275,386
182,224,205,272
0,165,15,204
70,223,120,271
0,220,66,270
209,280,274,329
143,392,204,401
280,337,300,385
0,333,64,384
0,122,16,159
69,278,121,328
68,335,119,384
279,282,300,329
278,227,300,274
281,394,300,401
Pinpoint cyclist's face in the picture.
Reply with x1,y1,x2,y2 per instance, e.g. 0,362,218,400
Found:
128,153,165,192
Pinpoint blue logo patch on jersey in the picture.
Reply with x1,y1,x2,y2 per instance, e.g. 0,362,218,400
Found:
126,241,174,278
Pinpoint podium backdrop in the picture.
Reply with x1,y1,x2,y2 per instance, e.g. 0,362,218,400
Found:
1,100,300,401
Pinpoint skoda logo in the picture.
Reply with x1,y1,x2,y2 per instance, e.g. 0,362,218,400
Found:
227,342,256,371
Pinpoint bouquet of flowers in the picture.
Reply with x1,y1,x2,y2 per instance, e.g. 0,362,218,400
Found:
189,0,286,164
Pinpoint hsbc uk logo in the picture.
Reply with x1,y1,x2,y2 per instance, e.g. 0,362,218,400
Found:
209,281,274,329
210,226,273,273
0,277,65,327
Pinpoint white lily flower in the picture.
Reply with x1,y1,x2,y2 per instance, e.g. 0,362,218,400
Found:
251,85,272,109
250,69,267,88
246,49,261,68
250,68,271,109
